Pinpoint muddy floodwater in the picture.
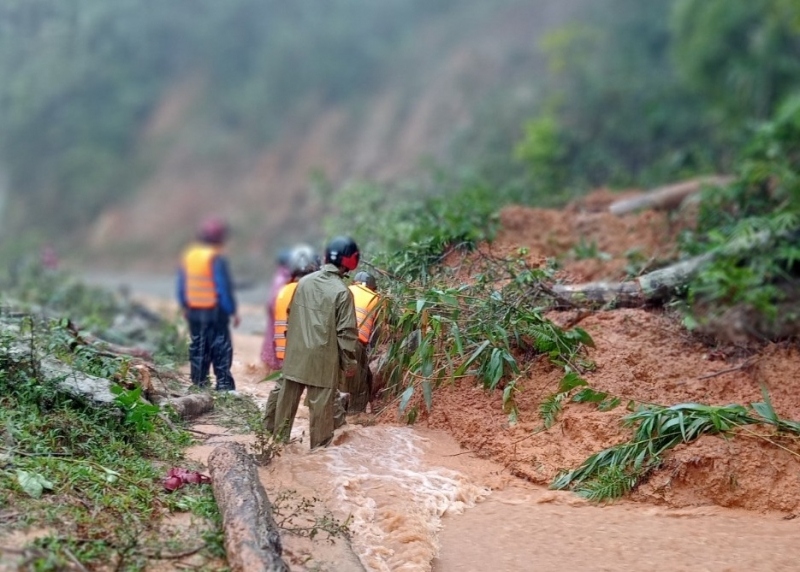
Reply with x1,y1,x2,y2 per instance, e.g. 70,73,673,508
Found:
183,332,800,572
85,275,800,572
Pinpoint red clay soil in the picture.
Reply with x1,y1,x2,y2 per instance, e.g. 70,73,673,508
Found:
380,192,800,514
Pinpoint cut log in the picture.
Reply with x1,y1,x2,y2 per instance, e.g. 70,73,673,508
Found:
163,393,214,420
207,443,289,572
609,176,733,216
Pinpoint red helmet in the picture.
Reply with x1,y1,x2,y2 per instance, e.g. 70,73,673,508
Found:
324,236,359,271
198,216,228,245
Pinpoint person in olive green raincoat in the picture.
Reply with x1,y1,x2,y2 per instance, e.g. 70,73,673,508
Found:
274,236,360,449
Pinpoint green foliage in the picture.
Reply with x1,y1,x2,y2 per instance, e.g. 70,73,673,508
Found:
672,0,800,122
0,320,222,568
111,385,160,433
1,265,187,365
516,0,723,190
325,175,502,281
682,96,800,324
570,238,612,262
0,0,472,236
510,0,800,196
514,113,570,196
552,394,800,502
374,249,594,424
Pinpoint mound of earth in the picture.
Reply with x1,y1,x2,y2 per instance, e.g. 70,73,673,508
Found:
380,192,800,514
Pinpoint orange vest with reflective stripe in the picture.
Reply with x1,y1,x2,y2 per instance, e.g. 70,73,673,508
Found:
273,282,298,361
182,244,220,309
349,284,379,344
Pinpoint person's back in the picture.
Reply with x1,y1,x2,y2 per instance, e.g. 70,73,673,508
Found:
262,244,324,434
283,267,353,386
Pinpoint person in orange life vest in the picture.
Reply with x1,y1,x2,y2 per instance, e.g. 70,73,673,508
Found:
262,244,318,432
176,217,240,391
344,271,381,413
260,247,292,369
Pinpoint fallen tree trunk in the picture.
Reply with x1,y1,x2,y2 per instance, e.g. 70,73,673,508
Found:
207,443,289,572
609,176,733,216
81,332,153,360
552,252,713,307
552,228,781,307
40,356,119,403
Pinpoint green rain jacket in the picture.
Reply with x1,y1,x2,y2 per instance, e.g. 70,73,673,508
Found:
283,263,358,388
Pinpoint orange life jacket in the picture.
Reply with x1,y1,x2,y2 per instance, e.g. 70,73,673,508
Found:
182,244,221,309
349,283,379,344
273,282,299,361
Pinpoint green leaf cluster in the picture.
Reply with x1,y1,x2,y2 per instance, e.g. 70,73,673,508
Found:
552,389,800,502
681,96,800,324
374,249,594,424
0,316,222,568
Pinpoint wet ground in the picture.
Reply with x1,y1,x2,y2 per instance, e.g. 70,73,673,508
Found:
81,270,800,572
200,329,800,572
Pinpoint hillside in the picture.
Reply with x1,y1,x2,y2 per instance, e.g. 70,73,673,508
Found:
77,1,578,270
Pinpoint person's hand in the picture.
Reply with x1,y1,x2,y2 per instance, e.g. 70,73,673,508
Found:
233,315,241,328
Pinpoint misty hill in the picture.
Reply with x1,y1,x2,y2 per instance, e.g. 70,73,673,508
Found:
1,0,798,272
0,0,573,269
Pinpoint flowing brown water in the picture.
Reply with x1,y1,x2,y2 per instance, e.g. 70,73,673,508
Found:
102,290,800,572
226,332,800,572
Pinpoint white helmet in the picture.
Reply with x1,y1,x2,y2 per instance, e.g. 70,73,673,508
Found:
289,244,319,278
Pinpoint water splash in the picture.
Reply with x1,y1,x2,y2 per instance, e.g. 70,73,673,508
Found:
319,426,491,572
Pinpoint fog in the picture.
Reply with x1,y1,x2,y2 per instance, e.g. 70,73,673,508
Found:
0,0,797,270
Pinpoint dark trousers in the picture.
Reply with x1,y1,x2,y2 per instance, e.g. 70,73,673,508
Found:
343,342,372,413
187,308,235,390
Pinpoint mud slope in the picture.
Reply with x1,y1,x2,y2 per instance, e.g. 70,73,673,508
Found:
85,2,578,271
386,192,800,514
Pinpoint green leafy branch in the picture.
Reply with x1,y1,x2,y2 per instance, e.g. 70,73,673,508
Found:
551,387,800,502
378,250,594,424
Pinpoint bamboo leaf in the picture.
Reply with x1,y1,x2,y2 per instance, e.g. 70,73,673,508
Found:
572,388,608,403
454,340,490,377
399,386,415,414
422,381,433,412
558,372,588,393
571,327,596,348
598,397,621,411
421,357,434,378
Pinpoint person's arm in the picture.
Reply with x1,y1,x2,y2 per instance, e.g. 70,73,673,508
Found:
176,267,187,312
213,256,239,325
336,289,358,376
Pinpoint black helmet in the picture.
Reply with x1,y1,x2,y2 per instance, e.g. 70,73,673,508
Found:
289,244,319,277
353,271,377,291
324,236,360,271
